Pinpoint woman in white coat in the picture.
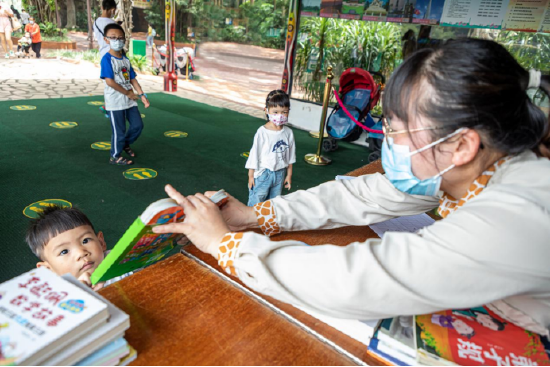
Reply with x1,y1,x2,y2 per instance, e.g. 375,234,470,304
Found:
155,38,550,336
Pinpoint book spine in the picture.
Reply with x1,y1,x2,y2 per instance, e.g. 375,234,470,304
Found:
91,218,146,284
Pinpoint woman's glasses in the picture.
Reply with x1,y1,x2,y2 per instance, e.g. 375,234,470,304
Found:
382,117,443,148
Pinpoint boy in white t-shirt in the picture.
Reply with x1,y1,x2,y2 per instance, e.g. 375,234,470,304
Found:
245,90,296,206
100,23,150,165
94,0,117,58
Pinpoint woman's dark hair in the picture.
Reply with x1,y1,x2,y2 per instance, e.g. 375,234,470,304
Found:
383,38,550,159
266,89,290,110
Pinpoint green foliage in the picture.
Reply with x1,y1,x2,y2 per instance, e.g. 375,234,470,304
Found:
495,31,550,74
39,22,67,38
239,0,287,48
144,1,166,40
41,35,71,42
293,18,402,103
127,54,150,71
46,49,101,64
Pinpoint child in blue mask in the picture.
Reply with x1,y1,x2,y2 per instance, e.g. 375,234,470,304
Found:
100,23,150,165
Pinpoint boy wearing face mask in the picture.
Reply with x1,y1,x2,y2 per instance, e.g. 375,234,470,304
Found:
245,90,296,206
100,23,150,166
24,16,40,58
94,0,117,58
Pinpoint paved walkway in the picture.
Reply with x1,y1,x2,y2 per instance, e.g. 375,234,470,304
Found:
64,32,284,110
0,57,265,119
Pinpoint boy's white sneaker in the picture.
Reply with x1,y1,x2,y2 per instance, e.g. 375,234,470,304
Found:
9,51,14,56
4,53,9,59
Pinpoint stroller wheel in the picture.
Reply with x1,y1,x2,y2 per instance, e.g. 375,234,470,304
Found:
368,151,380,163
331,139,338,151
322,139,333,152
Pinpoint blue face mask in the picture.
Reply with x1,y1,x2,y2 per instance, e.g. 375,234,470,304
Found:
381,128,465,196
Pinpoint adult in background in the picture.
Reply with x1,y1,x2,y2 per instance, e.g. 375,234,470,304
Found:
94,0,117,58
10,5,19,21
24,17,41,58
19,8,29,32
0,2,14,58
146,23,156,48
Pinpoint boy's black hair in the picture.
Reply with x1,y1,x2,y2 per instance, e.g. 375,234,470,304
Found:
265,90,290,110
104,23,125,37
102,0,117,10
26,205,95,259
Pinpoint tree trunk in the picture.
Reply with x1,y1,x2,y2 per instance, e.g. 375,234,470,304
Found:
86,0,94,50
117,0,134,51
54,0,61,27
66,0,77,28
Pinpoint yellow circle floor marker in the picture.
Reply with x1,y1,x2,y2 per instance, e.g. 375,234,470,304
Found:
10,105,37,111
240,152,250,158
23,199,72,218
123,168,158,180
50,121,78,129
91,142,111,150
87,101,104,106
164,131,188,138
141,114,146,118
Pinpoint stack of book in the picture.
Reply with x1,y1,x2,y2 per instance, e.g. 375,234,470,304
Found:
368,307,550,366
0,268,134,366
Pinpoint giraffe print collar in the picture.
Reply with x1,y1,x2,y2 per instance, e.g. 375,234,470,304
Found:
438,157,511,218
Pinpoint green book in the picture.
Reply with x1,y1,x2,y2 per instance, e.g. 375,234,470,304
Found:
91,190,228,284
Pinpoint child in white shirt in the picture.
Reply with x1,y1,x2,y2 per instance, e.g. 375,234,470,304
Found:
245,90,296,206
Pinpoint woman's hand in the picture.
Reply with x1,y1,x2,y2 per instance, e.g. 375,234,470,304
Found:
153,185,229,257
204,191,258,232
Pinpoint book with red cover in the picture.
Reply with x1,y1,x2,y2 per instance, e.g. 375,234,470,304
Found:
415,306,550,366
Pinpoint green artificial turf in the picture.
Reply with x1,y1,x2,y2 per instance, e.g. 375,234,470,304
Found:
0,93,371,283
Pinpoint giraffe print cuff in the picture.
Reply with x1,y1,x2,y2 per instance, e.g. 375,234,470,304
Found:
254,200,281,237
218,232,243,276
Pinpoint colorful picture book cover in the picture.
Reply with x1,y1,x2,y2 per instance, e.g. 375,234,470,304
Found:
341,0,365,19
387,0,417,23
415,307,550,366
320,0,343,17
502,0,547,31
412,0,445,24
91,190,228,284
362,0,389,21
0,268,109,366
301,0,322,17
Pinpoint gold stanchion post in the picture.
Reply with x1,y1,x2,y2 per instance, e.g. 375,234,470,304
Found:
308,131,329,139
305,66,334,166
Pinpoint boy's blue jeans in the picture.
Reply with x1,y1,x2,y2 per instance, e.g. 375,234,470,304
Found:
108,106,144,159
248,168,286,207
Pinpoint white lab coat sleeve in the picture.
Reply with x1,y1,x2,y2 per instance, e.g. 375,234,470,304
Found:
270,173,440,231
233,185,550,322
